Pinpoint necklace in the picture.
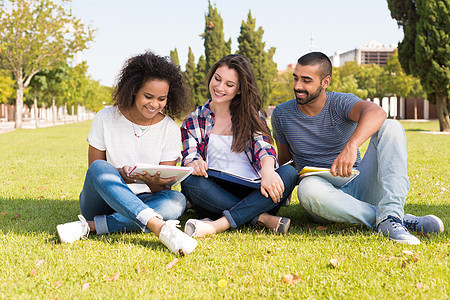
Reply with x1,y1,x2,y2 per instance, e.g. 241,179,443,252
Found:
132,123,151,138
128,112,155,138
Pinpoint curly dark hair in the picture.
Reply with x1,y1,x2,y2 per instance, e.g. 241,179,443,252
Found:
206,54,272,153
112,51,190,119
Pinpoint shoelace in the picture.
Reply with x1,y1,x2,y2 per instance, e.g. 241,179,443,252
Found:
78,214,90,238
389,217,411,233
165,220,181,228
403,219,418,230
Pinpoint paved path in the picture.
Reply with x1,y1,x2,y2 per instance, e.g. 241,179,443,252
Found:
0,119,87,133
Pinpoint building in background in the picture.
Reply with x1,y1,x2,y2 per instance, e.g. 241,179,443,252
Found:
329,41,396,67
328,41,436,120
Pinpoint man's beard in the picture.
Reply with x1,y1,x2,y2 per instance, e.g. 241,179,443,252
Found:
295,85,323,105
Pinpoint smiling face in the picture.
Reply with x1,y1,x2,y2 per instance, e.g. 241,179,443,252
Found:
132,79,169,123
209,65,240,105
293,63,330,106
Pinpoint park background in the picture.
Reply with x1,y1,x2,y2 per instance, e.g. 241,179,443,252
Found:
0,0,449,298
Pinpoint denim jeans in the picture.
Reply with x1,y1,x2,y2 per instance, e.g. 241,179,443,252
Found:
79,160,186,235
180,165,298,228
297,120,408,229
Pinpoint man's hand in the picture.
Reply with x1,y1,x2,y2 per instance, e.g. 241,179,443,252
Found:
330,143,358,177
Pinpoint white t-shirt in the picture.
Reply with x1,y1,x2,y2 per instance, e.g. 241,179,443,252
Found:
87,106,181,194
207,133,259,180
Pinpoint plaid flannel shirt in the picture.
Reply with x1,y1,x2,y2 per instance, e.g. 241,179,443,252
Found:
181,100,278,175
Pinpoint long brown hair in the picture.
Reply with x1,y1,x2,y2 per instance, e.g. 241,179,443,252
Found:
206,54,272,153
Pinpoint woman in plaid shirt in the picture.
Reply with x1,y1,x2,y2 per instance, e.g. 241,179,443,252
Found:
180,54,298,238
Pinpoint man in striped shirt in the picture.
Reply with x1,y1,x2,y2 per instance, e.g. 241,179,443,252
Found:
271,52,444,245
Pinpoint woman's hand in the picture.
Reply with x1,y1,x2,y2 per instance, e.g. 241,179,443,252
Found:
186,159,209,178
117,166,136,184
260,157,284,203
131,171,176,193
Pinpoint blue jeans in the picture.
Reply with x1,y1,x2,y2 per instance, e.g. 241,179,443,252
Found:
79,160,186,235
180,165,298,228
297,120,408,229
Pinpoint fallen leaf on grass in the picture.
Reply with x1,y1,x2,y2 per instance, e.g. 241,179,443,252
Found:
217,279,227,287
23,186,29,190
402,250,415,256
165,258,179,270
30,269,37,277
1,212,6,215
38,186,46,190
329,258,338,268
105,272,119,282
401,261,407,268
54,280,62,287
12,214,21,220
402,250,419,262
316,226,327,231
82,283,90,290
416,282,424,289
417,231,429,238
136,264,141,274
282,273,302,284
35,259,45,267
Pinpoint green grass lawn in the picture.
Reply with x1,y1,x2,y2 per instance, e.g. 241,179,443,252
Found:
0,120,448,299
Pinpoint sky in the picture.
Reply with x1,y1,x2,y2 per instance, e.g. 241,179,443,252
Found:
71,0,404,87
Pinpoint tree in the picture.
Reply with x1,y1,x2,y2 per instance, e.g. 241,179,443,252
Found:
201,1,231,71
384,50,424,99
0,70,15,104
271,67,294,106
387,0,450,131
194,55,208,105
184,47,197,106
169,48,180,66
237,10,277,106
0,0,95,128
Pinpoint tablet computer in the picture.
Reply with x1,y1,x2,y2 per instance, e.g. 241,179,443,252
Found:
207,169,261,189
128,164,193,187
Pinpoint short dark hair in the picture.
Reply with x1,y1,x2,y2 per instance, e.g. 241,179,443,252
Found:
112,51,189,119
297,52,332,79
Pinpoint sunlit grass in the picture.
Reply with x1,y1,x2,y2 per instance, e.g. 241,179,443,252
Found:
0,120,448,299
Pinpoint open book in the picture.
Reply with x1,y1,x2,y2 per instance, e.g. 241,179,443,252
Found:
206,169,261,189
298,166,359,187
128,164,193,187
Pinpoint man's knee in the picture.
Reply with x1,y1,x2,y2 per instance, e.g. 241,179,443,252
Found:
380,119,405,138
297,176,329,206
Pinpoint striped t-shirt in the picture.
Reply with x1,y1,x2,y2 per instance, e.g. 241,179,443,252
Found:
271,91,362,171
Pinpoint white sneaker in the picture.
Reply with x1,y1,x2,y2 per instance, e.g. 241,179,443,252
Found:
57,215,90,243
159,220,198,256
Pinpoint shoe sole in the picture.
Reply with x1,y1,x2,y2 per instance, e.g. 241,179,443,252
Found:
275,217,291,234
389,237,420,245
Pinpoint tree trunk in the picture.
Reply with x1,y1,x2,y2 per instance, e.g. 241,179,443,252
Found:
64,102,67,124
435,93,450,132
414,99,418,120
14,73,25,129
33,87,39,129
71,104,75,123
52,93,56,126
